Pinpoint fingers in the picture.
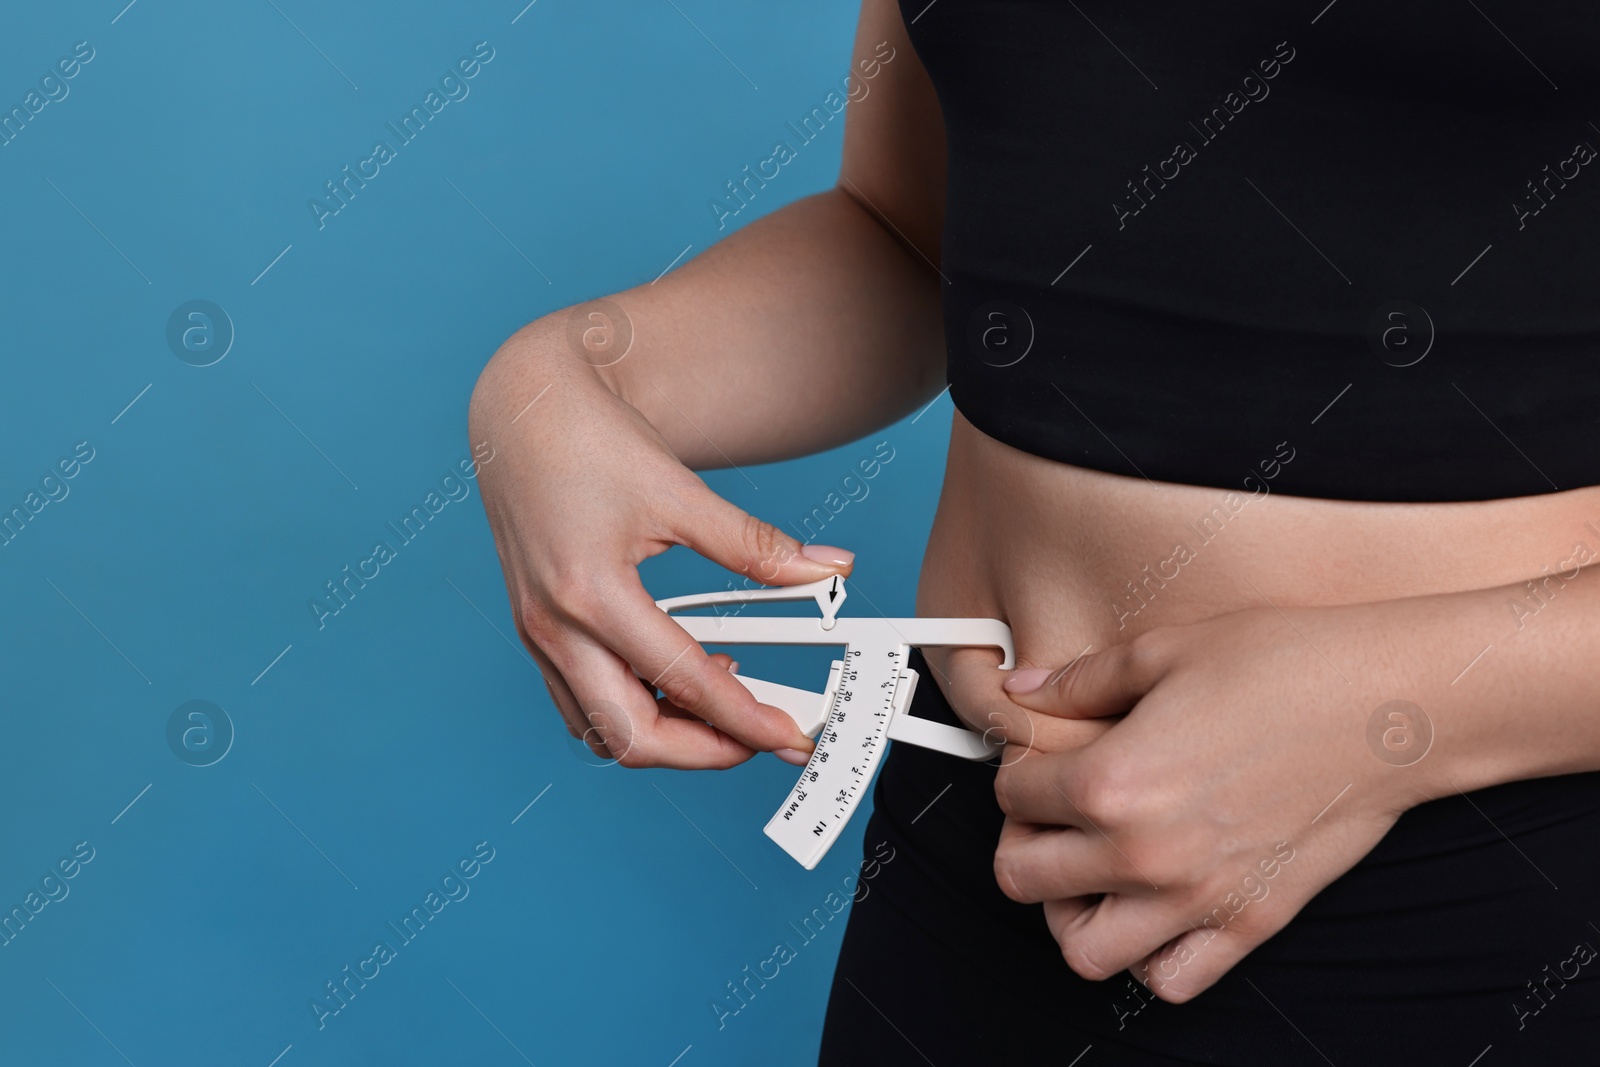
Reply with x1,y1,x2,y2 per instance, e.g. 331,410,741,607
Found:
551,632,763,769
1040,889,1286,999
655,652,739,720
1045,893,1199,984
994,817,1148,902
671,485,854,586
526,643,609,757
993,743,1102,827
1001,816,1201,984
1021,834,1299,998
1041,895,1099,936
569,577,816,762
1135,913,1287,1003
1002,632,1170,719
522,619,621,761
929,646,1114,754
532,487,848,768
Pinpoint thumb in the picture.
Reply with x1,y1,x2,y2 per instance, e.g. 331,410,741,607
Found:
674,488,854,586
1001,639,1159,719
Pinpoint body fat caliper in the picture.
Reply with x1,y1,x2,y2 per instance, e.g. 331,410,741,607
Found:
655,576,1014,869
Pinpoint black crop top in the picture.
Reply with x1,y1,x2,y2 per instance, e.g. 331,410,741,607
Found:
901,0,1600,501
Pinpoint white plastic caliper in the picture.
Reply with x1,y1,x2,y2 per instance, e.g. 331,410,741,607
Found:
655,576,1014,869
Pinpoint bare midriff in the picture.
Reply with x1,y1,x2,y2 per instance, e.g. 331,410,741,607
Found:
917,411,1600,712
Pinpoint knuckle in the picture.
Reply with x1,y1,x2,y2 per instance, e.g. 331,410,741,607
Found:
517,594,563,649
1074,766,1134,827
1050,652,1105,715
1049,658,1087,704
612,740,655,769
581,699,639,762
1152,981,1198,1005
1119,837,1179,887
654,657,709,712
739,513,792,573
992,768,1021,818
1059,936,1117,982
992,848,1031,903
550,575,610,629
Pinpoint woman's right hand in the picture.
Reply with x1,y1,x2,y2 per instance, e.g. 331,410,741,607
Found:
468,322,857,770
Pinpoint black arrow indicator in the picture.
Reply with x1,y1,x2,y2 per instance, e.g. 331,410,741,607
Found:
828,577,840,602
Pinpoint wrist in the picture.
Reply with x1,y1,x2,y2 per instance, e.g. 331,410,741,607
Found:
555,298,637,401
1352,584,1551,808
472,315,629,430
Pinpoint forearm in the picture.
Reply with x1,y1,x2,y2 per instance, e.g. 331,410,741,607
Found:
1362,559,1600,803
475,187,945,469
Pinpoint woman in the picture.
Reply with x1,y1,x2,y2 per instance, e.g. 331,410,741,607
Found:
470,0,1600,1061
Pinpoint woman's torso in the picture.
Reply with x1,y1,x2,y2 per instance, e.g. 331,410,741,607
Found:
835,3,1600,1059
900,0,1600,657
920,411,1600,670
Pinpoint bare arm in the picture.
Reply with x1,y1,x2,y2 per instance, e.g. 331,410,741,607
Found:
472,0,947,467
467,0,951,770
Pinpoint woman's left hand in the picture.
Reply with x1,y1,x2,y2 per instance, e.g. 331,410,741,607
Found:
992,601,1452,1002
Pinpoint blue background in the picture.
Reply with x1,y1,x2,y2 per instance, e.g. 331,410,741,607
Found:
0,1,958,1064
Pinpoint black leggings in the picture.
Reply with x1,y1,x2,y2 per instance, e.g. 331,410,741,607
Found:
819,651,1600,1065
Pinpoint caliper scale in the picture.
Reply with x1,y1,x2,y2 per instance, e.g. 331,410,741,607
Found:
655,577,1014,869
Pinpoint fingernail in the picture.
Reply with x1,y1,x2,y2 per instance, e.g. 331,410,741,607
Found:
1004,668,1051,693
727,660,740,675
775,748,811,766
801,544,854,567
